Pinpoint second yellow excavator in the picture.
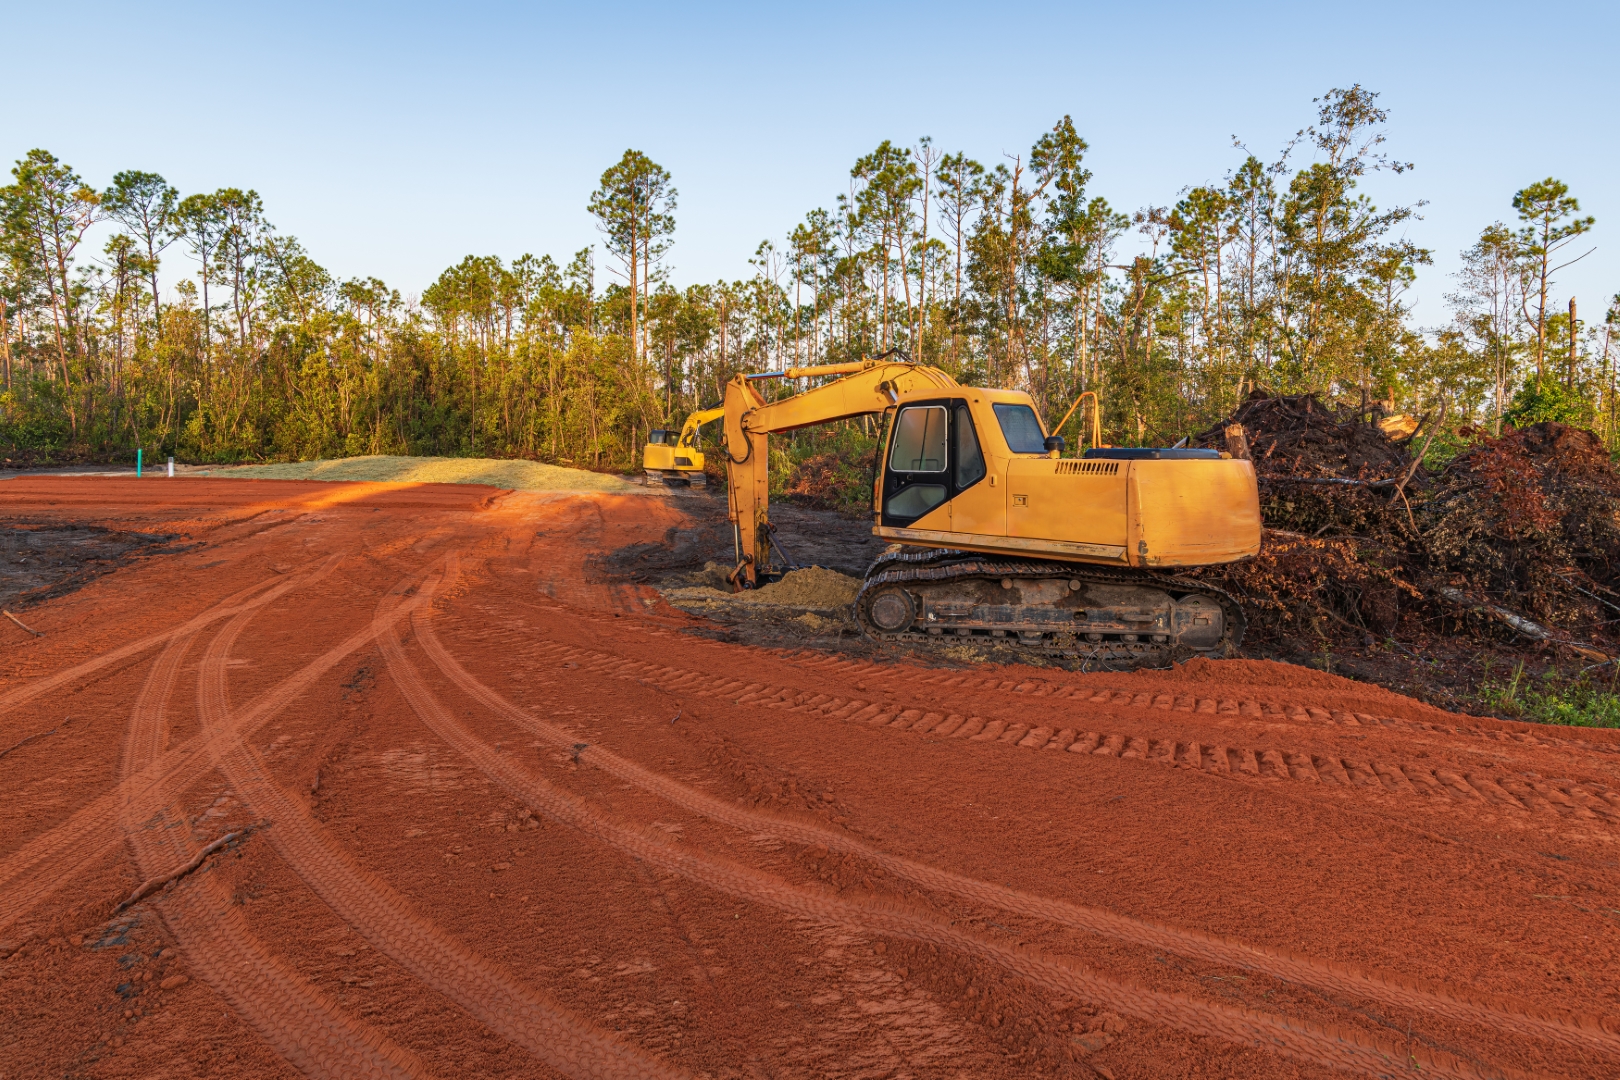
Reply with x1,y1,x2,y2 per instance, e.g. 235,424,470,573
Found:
643,406,723,484
659,354,1261,667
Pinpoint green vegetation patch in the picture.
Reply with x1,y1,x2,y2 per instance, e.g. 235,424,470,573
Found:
197,455,643,494
1475,659,1620,728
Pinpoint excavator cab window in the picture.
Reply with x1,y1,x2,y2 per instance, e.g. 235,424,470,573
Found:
955,404,985,488
992,403,1047,454
889,406,948,472
648,429,673,445
884,405,948,520
881,399,985,526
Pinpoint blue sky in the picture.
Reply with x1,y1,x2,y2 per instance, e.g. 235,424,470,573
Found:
4,1,1615,326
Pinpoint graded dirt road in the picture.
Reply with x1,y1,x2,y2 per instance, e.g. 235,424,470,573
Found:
1,476,1617,1080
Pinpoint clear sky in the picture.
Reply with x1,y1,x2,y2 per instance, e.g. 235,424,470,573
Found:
4,1,1615,326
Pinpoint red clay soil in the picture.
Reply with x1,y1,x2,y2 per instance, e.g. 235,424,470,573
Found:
1,477,1618,1080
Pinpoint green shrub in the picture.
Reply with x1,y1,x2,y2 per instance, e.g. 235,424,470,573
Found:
1475,660,1620,728
1505,379,1586,428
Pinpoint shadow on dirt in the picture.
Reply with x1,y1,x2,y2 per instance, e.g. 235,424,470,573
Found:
590,490,884,582
591,491,1065,669
0,523,180,611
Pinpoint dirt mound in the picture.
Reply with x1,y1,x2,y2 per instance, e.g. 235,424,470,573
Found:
671,564,860,611
746,566,861,607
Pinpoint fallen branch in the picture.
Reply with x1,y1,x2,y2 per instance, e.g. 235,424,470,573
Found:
1393,483,1419,535
1259,476,1399,488
0,716,72,761
115,828,251,913
1557,574,1620,616
3,610,42,637
1436,587,1611,662
1437,587,1549,640
1318,604,1373,640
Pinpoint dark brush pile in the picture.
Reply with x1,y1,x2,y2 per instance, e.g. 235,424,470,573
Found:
1190,393,1620,656
1192,391,1417,540
1197,392,1413,479
782,449,877,516
1424,423,1620,631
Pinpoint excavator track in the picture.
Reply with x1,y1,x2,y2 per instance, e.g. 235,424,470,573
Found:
854,548,1245,669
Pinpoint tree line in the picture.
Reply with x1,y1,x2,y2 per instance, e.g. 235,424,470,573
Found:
0,83,1612,473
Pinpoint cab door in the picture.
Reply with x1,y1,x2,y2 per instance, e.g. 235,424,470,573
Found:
880,399,994,532
880,401,950,527
946,401,1001,536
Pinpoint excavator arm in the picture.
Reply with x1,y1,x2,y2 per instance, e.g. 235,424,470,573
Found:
678,406,725,448
721,358,960,586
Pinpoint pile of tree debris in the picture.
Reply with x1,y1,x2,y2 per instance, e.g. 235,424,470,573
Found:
1425,423,1620,650
1190,392,1620,665
1197,391,1421,540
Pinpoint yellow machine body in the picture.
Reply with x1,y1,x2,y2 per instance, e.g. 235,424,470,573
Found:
641,439,705,473
645,356,1259,587
875,386,1260,569
643,406,723,479
645,356,1259,661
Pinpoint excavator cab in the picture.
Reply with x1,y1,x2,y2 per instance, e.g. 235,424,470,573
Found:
872,389,1260,570
876,398,985,527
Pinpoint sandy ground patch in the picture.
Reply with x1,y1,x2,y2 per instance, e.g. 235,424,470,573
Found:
196,454,644,493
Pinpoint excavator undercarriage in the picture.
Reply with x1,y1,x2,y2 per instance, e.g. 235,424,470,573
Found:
855,548,1244,666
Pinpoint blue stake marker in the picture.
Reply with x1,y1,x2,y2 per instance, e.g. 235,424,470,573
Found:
137,448,142,477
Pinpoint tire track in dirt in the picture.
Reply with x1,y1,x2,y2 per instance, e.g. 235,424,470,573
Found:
121,625,429,1080
117,574,292,777
773,651,1620,759
385,618,1535,1079
0,510,337,724
199,559,689,1080
416,620,1620,1061
0,566,327,931
0,558,438,936
0,575,282,723
532,644,1620,828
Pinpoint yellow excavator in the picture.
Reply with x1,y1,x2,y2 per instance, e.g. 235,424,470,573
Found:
643,406,724,484
660,354,1261,665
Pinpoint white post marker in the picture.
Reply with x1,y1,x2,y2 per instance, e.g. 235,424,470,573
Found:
167,457,174,477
